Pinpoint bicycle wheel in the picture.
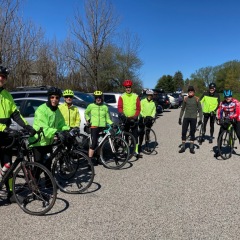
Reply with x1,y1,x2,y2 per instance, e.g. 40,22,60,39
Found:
100,136,130,169
198,124,204,145
52,150,94,193
121,131,136,160
142,128,157,154
218,130,233,160
13,162,57,216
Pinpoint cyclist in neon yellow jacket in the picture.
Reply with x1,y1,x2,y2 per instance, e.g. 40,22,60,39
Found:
84,90,113,165
200,83,220,143
59,89,81,128
30,87,70,174
0,66,36,203
138,89,156,152
118,79,141,157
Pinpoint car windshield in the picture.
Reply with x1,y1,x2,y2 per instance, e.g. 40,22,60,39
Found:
74,91,94,103
171,93,180,98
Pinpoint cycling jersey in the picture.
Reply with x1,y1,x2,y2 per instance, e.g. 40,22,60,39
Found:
0,88,28,131
140,98,156,118
217,98,240,121
200,91,220,113
118,92,140,118
58,103,81,128
84,103,112,127
30,103,70,146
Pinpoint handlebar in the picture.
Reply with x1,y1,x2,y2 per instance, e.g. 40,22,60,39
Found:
216,117,234,126
3,127,44,150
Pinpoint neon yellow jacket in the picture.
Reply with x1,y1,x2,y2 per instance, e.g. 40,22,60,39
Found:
58,103,81,128
140,98,156,118
30,103,70,147
0,88,28,131
84,103,112,127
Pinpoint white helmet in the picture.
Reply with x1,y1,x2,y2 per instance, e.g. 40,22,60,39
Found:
146,89,154,95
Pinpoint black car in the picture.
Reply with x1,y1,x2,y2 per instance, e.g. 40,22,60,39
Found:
153,93,170,110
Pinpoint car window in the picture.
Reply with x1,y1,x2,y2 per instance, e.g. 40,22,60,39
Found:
104,95,116,104
11,93,26,99
20,99,46,117
73,91,94,103
14,99,25,110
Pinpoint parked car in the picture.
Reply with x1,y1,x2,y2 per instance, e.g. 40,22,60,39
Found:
102,92,122,108
11,97,86,133
168,93,180,109
153,92,171,110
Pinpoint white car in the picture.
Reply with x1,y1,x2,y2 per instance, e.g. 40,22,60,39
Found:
11,97,86,132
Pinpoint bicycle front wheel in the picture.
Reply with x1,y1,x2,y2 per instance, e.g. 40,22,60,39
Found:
100,136,130,169
13,162,57,216
142,128,157,154
52,150,94,193
218,130,233,160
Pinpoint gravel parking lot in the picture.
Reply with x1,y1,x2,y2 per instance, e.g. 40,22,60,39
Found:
2,108,240,240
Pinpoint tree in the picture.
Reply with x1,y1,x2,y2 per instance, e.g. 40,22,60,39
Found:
155,75,174,92
68,0,119,90
173,71,184,91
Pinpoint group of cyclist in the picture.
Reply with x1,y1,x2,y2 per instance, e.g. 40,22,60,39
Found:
178,82,240,157
0,65,156,203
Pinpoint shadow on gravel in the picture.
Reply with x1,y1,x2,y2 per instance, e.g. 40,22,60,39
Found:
44,197,70,216
163,110,171,113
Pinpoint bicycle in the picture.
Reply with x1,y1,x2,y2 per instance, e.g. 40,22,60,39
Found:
116,119,136,159
77,124,130,170
216,117,237,160
0,128,57,216
140,116,157,154
49,128,95,194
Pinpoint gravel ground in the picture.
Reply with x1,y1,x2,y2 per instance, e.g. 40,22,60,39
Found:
1,108,240,240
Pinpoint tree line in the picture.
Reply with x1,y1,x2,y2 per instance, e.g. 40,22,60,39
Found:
155,60,240,94
0,0,143,93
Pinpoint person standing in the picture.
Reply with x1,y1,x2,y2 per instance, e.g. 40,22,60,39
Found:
84,90,113,166
200,83,220,143
0,66,36,202
178,86,203,154
117,79,141,157
30,87,70,173
138,89,156,152
59,89,81,128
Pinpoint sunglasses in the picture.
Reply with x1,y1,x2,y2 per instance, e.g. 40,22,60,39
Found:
64,96,73,99
50,96,60,100
125,86,131,89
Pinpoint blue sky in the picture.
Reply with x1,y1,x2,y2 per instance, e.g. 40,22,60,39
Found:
21,0,240,89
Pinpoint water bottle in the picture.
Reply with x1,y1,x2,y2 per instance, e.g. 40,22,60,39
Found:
0,162,11,180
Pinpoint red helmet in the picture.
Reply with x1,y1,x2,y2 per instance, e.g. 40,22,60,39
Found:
123,79,133,87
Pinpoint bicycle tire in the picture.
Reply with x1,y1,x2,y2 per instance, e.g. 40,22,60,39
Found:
100,136,130,169
142,128,157,154
13,161,57,216
217,130,234,160
52,150,94,193
77,133,90,151
121,131,136,160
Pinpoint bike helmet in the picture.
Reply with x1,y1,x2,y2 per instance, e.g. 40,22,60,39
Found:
63,89,74,97
146,89,154,95
209,82,216,89
223,90,232,98
123,79,133,87
47,87,62,97
93,90,103,97
0,66,9,77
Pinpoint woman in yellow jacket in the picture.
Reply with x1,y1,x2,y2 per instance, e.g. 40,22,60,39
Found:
59,89,81,128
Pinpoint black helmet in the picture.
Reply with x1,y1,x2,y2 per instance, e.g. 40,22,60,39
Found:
0,66,9,77
47,87,62,97
209,83,216,89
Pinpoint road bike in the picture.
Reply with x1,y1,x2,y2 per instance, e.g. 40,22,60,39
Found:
0,128,57,215
216,117,237,160
78,124,130,170
140,116,157,154
50,128,94,194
